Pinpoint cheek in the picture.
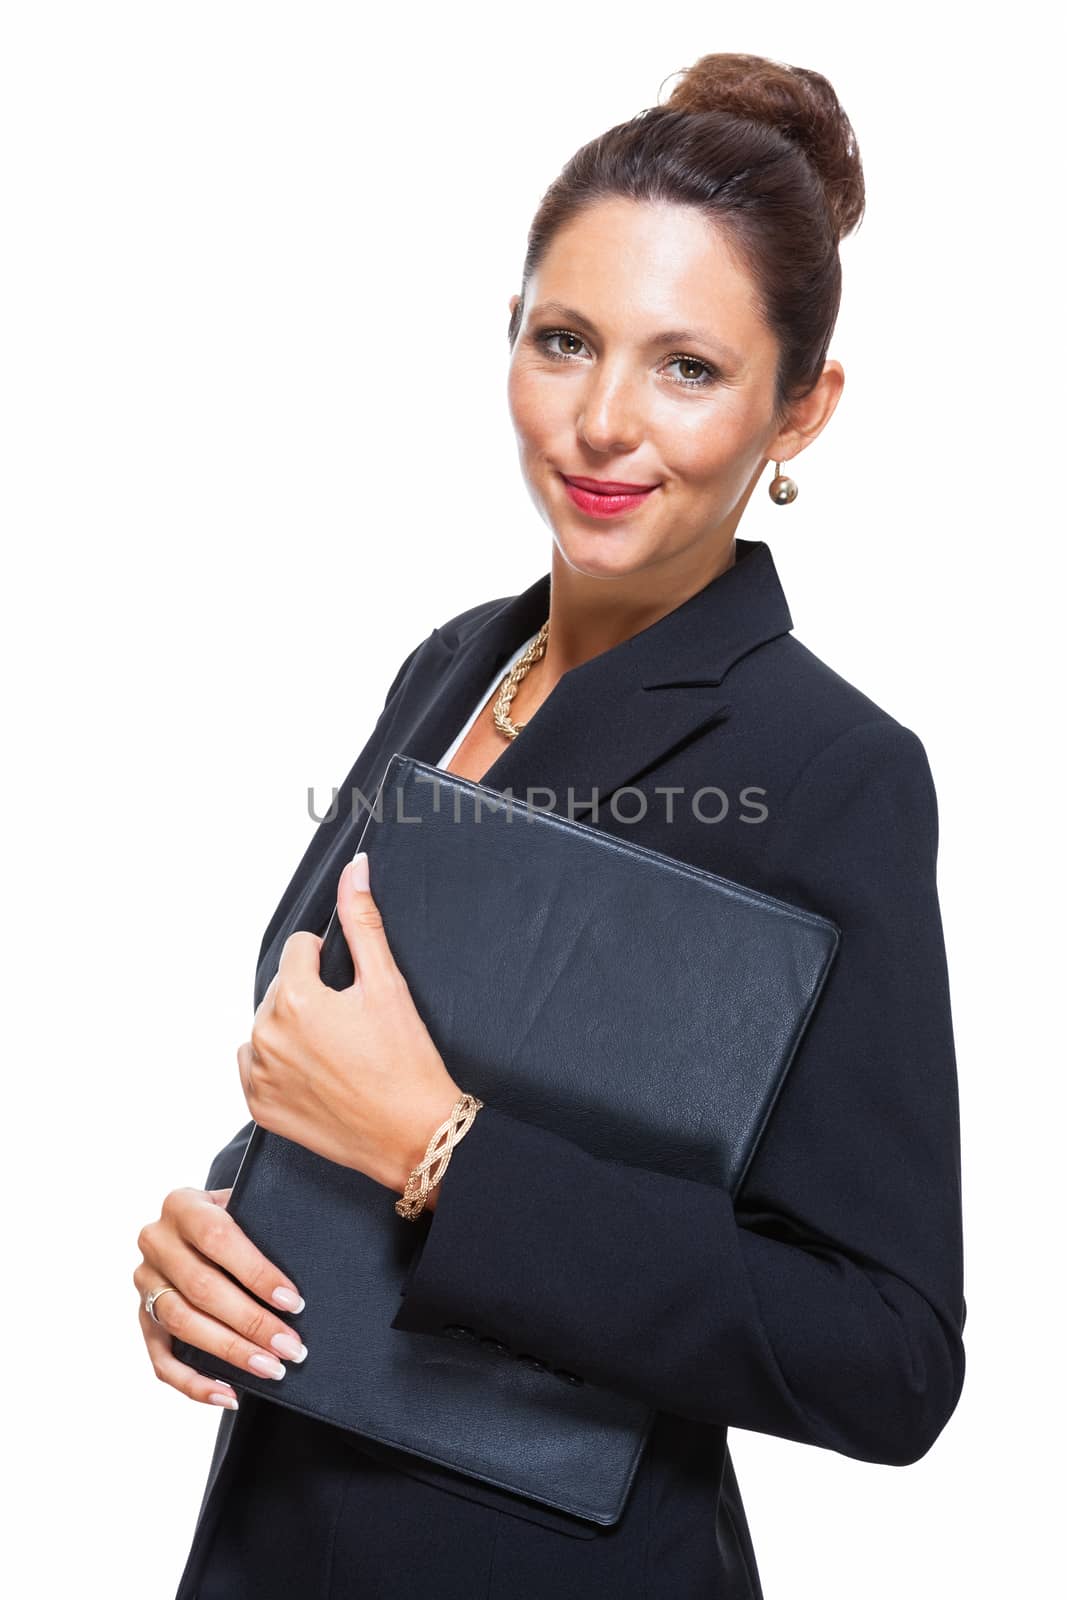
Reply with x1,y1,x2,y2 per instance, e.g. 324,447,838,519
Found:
508,361,564,448
653,397,760,485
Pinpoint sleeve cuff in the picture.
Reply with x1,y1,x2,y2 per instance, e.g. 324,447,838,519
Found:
387,1101,742,1397
389,1103,602,1380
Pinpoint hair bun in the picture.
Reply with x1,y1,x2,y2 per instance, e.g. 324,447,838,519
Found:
662,51,865,241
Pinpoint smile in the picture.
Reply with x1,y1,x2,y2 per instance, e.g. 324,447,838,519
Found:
560,474,660,519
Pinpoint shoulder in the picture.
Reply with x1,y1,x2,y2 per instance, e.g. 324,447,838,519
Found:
433,593,514,646
737,629,937,792
727,633,941,882
750,630,916,744
380,591,514,707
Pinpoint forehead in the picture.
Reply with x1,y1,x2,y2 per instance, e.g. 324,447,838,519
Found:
529,197,770,360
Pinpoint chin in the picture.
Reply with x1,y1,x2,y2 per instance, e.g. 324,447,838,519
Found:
549,520,660,582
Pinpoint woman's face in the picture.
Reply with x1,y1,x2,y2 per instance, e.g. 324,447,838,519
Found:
507,197,827,584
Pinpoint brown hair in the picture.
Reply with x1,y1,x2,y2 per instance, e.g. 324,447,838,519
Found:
507,52,866,427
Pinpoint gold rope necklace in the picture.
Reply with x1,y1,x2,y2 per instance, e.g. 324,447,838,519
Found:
491,620,550,740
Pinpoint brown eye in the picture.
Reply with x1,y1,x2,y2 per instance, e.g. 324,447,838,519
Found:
665,354,719,389
535,329,588,360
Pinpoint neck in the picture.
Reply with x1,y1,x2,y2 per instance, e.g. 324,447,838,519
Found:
540,537,737,682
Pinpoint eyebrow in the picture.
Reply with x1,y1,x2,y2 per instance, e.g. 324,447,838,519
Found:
528,300,743,366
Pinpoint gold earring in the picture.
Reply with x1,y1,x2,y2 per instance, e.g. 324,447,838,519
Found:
768,461,798,505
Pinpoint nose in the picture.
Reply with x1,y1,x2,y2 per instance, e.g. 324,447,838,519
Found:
576,364,646,456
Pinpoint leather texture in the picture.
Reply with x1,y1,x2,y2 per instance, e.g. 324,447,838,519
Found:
172,750,839,1527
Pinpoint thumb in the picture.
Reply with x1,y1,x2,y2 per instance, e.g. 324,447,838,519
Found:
337,852,395,988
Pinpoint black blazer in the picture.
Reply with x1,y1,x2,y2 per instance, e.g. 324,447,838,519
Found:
174,537,966,1600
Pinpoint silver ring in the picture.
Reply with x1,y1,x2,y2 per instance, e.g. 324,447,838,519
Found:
145,1284,180,1324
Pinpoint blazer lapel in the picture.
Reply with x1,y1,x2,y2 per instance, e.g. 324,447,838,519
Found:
390,536,794,822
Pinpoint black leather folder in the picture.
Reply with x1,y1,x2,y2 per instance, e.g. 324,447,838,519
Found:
173,751,840,1527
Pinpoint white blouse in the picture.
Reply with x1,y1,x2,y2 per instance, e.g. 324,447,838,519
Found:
437,631,540,770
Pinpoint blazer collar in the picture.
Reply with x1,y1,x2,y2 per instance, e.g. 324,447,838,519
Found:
444,535,791,687
392,536,793,820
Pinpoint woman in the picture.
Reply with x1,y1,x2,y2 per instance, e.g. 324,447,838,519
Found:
138,52,966,1599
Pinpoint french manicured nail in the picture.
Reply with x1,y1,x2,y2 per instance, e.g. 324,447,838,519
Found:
209,1391,239,1409
249,1352,286,1379
272,1286,305,1312
271,1333,308,1362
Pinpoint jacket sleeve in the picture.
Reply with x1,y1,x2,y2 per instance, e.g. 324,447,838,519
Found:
390,718,967,1468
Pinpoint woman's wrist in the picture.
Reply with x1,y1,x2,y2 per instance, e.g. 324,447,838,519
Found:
393,1080,481,1217
392,1079,467,1200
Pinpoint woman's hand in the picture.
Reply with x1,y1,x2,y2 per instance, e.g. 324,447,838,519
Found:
134,1185,309,1409
237,852,464,1206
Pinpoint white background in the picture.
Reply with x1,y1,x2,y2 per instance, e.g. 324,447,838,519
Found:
3,3,1061,1595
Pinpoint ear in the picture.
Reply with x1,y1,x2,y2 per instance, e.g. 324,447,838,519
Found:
767,359,845,466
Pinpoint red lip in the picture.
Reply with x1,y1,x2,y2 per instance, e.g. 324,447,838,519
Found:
562,475,659,492
559,473,659,521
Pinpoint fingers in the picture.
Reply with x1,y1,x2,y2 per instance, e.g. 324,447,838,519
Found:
135,1186,308,1407
157,1194,307,1362
275,929,322,992
163,1186,304,1313
136,1265,303,1388
336,853,395,988
137,1298,242,1410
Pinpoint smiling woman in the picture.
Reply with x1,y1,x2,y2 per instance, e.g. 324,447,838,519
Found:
503,76,859,615
148,49,966,1600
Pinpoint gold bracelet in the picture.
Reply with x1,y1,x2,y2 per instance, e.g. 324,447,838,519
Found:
395,1092,484,1221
